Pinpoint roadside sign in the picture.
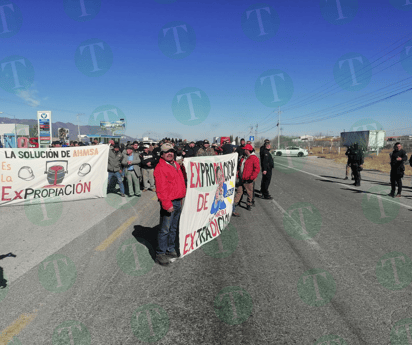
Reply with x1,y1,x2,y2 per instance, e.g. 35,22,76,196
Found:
249,136,254,141
37,111,52,146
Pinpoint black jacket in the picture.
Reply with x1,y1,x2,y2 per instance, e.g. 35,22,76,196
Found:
237,144,245,158
221,143,233,155
183,145,196,158
261,147,274,172
139,152,156,169
193,145,200,156
152,147,162,160
348,146,364,165
259,145,265,161
390,149,408,175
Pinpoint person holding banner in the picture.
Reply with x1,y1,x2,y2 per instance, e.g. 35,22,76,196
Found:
233,144,260,216
154,143,187,265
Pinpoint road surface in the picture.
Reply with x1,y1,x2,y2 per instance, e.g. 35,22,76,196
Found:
1,156,412,345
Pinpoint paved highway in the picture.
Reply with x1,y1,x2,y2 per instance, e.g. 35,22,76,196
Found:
1,156,412,345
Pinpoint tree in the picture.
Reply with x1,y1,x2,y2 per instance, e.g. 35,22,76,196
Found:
29,124,38,138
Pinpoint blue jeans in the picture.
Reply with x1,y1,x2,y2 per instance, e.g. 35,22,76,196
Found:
157,199,182,255
108,171,125,195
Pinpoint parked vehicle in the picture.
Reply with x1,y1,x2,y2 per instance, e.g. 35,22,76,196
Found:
340,130,386,150
272,147,308,157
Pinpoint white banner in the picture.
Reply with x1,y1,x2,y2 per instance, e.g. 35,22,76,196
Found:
180,153,238,257
0,145,110,206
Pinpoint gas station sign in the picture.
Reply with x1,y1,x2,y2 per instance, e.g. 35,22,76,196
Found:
37,111,52,146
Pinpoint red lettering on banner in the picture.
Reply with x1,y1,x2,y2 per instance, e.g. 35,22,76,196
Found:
183,234,191,255
13,190,23,200
83,182,91,193
196,193,210,212
190,231,196,251
1,186,11,201
190,162,196,188
210,220,218,236
195,164,201,188
197,194,204,212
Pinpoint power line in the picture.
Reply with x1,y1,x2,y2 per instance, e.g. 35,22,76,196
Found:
282,51,411,118
281,77,412,125
258,85,412,134
281,31,412,112
284,86,412,125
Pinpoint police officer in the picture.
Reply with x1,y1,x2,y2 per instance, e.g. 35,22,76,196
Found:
388,142,408,198
344,144,354,180
260,141,274,199
348,143,364,187
259,139,270,161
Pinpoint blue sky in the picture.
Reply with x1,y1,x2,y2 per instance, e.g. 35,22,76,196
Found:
0,0,411,141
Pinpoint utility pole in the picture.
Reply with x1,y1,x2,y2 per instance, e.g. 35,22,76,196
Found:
277,106,282,149
255,123,258,141
76,113,85,142
12,114,17,147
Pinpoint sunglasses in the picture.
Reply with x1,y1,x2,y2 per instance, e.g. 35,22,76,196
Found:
163,149,175,154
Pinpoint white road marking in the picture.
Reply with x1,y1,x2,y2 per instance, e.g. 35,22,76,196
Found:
271,198,321,250
274,160,412,211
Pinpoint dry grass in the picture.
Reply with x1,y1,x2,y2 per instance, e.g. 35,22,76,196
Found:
310,147,412,176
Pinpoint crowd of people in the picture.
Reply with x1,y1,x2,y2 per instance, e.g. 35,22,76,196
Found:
53,137,412,266
104,137,275,265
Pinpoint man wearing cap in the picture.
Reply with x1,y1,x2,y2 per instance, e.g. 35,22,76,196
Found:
153,140,163,160
233,144,260,215
183,141,196,158
107,141,126,197
154,143,187,265
139,145,156,192
122,145,142,197
196,140,215,156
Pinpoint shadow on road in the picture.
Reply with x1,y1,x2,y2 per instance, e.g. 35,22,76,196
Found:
0,253,16,289
0,267,7,289
132,225,159,261
319,175,400,188
132,224,182,260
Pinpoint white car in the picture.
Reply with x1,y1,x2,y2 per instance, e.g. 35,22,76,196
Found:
272,146,308,157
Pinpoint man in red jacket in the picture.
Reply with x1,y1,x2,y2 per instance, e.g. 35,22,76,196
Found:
233,144,260,216
154,143,187,265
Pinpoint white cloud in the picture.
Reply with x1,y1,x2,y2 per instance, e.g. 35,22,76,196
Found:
15,87,40,107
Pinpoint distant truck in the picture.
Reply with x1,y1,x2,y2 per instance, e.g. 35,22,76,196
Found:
340,130,386,151
213,136,231,145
